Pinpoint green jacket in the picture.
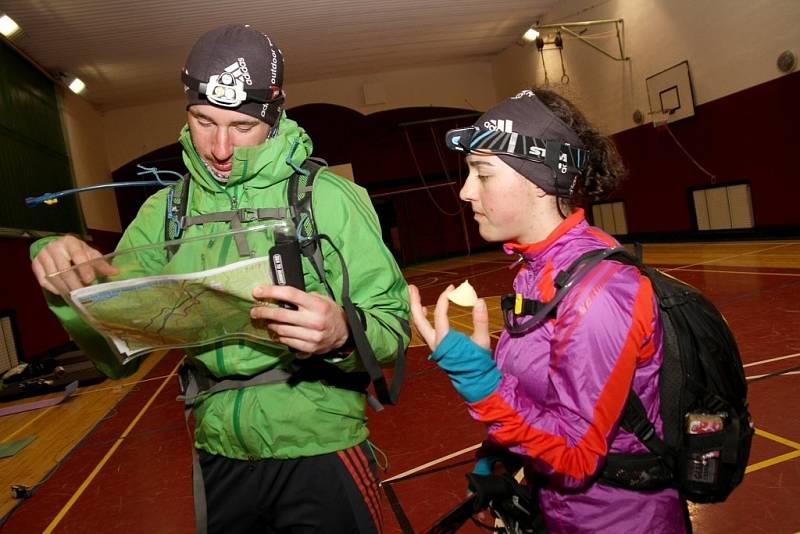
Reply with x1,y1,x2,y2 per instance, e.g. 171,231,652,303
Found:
32,114,410,459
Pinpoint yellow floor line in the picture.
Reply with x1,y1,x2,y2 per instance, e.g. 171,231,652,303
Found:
43,357,183,534
746,449,800,474
5,406,55,442
742,428,800,474
755,428,800,450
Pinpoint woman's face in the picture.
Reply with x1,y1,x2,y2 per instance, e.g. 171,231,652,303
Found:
459,154,544,244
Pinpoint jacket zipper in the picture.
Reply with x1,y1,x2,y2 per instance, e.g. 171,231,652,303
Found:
225,194,248,455
232,388,248,454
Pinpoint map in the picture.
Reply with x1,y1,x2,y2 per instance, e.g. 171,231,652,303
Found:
69,257,280,361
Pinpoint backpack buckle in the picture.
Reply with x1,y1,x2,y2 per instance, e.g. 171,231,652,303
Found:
238,207,260,222
631,418,655,443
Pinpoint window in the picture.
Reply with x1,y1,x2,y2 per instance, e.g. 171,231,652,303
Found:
692,184,753,230
592,201,628,235
0,310,21,375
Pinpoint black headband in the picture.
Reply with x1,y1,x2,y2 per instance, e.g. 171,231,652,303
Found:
445,126,588,179
181,71,283,107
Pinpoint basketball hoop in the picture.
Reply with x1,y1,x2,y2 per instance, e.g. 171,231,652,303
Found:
647,108,675,130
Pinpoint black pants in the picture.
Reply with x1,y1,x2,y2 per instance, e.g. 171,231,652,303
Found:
199,442,383,534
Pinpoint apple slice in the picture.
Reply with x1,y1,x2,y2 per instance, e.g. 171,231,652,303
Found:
448,280,478,307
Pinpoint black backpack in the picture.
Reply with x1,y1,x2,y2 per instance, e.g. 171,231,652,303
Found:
500,247,753,503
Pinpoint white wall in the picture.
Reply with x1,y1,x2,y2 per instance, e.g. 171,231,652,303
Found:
60,90,122,232
69,0,800,231
101,99,188,175
491,0,800,134
102,60,498,172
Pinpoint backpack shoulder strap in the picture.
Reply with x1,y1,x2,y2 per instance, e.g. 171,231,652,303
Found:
288,158,329,290
165,173,191,260
287,160,405,408
604,247,677,465
501,247,622,334
318,233,403,408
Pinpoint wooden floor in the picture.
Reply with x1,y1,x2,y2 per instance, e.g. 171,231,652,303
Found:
1,240,799,533
0,350,173,523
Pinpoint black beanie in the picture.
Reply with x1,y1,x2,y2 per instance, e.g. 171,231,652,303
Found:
474,90,583,195
182,24,284,125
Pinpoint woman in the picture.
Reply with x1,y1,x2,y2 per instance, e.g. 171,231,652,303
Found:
409,89,688,533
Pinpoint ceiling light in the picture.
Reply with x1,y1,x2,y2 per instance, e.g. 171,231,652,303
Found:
521,28,540,43
0,14,21,38
67,77,86,94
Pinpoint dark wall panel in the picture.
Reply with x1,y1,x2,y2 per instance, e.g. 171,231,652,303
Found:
0,229,121,361
0,40,81,233
613,70,800,234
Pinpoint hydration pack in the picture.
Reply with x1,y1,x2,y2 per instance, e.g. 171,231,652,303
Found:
500,247,754,503
165,159,403,408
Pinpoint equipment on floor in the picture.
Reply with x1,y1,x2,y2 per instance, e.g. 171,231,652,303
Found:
0,345,104,402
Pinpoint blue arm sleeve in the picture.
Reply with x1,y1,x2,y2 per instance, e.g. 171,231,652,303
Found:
429,330,500,402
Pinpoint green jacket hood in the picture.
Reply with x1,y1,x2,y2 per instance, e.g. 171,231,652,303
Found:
179,113,313,190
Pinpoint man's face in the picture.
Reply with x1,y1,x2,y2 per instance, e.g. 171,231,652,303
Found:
187,104,271,177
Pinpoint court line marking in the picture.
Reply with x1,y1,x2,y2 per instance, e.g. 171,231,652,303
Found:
4,406,55,442
744,427,799,478
756,428,800,450
404,267,460,275
747,371,800,380
381,428,800,485
670,268,800,277
382,442,481,484
743,352,800,368
746,450,800,474
43,357,183,534
668,242,797,271
651,241,799,246
71,372,176,396
405,242,799,281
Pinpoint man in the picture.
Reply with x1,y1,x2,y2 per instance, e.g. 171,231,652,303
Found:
31,24,409,534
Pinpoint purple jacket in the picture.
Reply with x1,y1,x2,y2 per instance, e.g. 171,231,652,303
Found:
468,211,686,533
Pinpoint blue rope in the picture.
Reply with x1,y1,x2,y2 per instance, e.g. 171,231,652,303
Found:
285,140,309,177
25,165,180,207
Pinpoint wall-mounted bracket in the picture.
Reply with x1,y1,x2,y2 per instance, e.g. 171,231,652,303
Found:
532,18,629,61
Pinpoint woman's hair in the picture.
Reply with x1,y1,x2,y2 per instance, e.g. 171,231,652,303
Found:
533,88,626,210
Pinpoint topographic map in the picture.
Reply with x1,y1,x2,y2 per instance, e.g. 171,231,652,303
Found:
69,257,278,361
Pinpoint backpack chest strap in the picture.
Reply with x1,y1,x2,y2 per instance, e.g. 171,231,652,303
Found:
181,207,293,256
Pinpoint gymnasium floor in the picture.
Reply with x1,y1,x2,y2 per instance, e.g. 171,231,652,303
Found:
1,240,799,533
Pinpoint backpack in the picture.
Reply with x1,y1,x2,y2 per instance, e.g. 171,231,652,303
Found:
165,159,404,408
500,246,753,503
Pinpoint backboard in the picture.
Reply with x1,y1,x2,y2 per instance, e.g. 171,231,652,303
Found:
646,60,695,125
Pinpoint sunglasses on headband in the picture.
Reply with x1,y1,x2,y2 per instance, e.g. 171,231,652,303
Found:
444,126,588,177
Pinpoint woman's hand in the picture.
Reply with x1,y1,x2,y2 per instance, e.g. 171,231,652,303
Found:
408,284,490,351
